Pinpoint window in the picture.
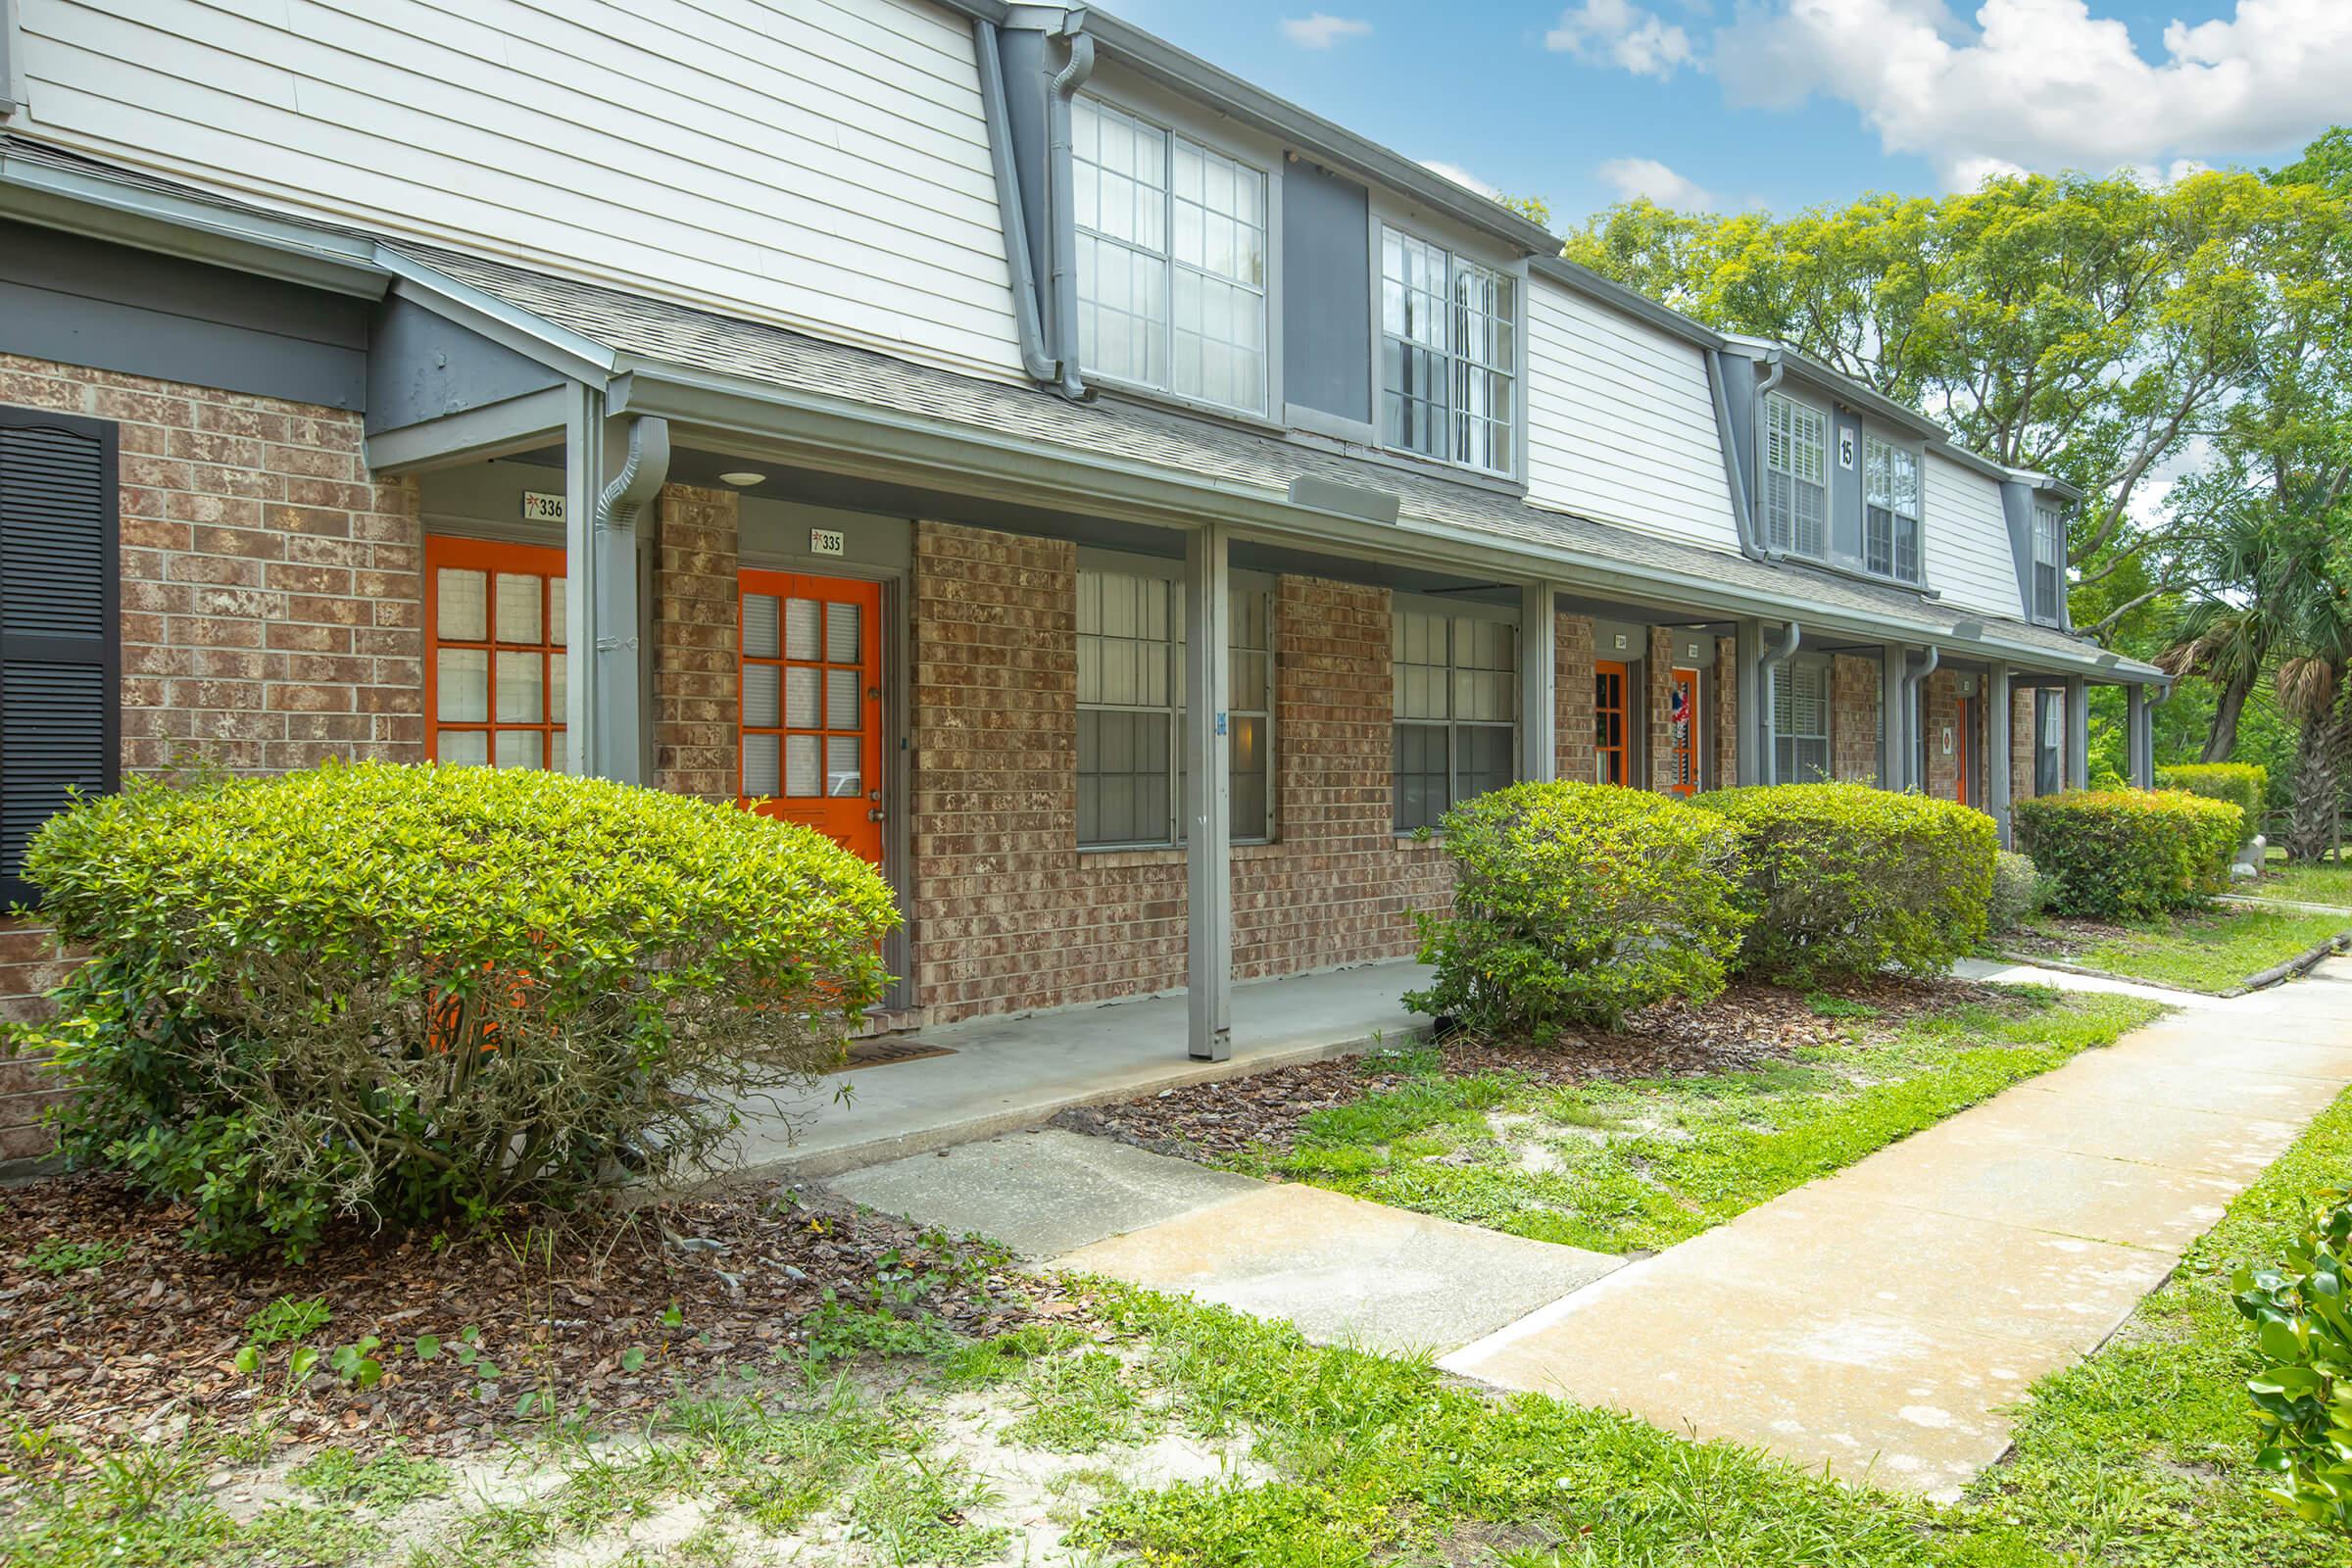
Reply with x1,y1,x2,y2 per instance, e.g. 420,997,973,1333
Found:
1762,394,1829,559
2036,687,2064,796
0,407,119,906
1380,226,1516,475
1668,666,1700,796
1076,566,1272,847
426,536,566,770
1772,658,1830,782
1593,661,1632,785
2033,503,2066,620
1393,608,1517,830
1072,97,1268,416
1863,435,1922,583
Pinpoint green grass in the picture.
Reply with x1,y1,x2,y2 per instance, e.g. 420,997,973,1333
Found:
1240,986,2160,1254
2253,859,2352,910
2021,906,2352,994
1073,1079,2352,1567
1004,1348,1158,1452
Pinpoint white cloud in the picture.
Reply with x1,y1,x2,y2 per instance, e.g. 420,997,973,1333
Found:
1420,159,1503,198
1546,0,1698,77
1280,13,1373,49
1714,0,2352,189
1595,156,1717,209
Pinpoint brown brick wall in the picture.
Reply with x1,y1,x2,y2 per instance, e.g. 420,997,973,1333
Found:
906,521,1449,1025
1831,654,1880,784
653,485,741,802
1645,627,1675,793
2013,684,2040,802
1713,636,1738,789
1555,612,1595,782
1922,669,1961,801
0,921,74,1166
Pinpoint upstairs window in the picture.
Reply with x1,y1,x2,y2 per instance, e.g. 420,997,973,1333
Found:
1772,658,1830,783
1072,97,1268,416
1393,608,1516,830
1762,394,1828,559
1863,436,1922,584
1380,227,1516,475
2033,503,2066,620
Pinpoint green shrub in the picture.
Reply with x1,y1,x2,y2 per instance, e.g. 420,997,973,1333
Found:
2013,788,2243,922
2157,761,2269,839
1405,782,1749,1039
2233,1190,2352,1535
13,762,898,1258
1693,783,1997,982
1988,851,2047,933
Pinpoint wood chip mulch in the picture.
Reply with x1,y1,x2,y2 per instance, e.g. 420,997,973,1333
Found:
1054,978,1991,1163
0,1173,1062,1457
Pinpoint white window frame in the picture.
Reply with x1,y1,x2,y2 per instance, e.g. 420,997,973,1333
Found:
1862,433,1924,585
1071,94,1272,419
1076,558,1275,849
2033,502,2067,621
1772,656,1831,783
1374,221,1521,479
1392,597,1520,831
1762,393,1830,560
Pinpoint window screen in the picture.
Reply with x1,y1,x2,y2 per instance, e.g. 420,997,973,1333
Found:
2033,503,2066,621
1380,227,1516,476
1763,395,1828,559
1772,658,1831,782
1393,608,1518,830
1863,436,1922,583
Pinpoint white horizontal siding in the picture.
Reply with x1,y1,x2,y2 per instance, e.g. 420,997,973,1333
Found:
18,0,1026,380
1923,453,2024,619
1523,277,1739,552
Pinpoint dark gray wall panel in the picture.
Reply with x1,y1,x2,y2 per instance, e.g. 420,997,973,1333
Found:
1829,407,1862,571
0,220,368,408
366,296,563,434
1282,163,1370,423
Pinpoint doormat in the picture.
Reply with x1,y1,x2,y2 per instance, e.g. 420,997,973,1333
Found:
825,1039,957,1073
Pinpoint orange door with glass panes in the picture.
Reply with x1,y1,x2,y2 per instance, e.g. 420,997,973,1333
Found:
1594,661,1631,785
425,537,567,769
1667,666,1700,796
739,570,885,864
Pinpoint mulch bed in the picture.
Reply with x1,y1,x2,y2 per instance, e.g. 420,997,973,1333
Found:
0,1174,1060,1457
1054,977,1989,1164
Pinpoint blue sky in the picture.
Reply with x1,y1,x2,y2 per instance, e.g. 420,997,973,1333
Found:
1102,1,2350,222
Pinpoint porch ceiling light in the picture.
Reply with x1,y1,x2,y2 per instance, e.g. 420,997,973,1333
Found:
718,470,767,487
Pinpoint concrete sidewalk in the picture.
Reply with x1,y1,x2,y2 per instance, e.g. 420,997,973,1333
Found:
1439,955,2352,1499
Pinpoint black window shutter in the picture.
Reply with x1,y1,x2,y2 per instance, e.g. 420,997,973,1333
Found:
0,406,120,908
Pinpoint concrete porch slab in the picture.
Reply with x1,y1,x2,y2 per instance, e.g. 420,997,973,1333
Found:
723,960,1433,1181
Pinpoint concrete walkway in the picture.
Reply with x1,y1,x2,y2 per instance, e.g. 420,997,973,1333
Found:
732,960,1432,1179
1439,956,2352,1499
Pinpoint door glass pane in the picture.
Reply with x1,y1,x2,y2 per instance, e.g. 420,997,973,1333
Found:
494,730,544,770
785,734,821,797
743,663,781,728
550,654,567,725
437,649,489,721
826,735,862,797
495,651,543,722
551,729,568,773
495,574,542,644
438,729,488,766
743,594,780,660
825,602,859,664
743,732,780,797
826,668,860,730
436,568,487,641
785,666,820,728
784,599,820,662
549,578,567,646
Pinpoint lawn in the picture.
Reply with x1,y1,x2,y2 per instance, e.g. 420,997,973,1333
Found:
2253,857,2352,910
1220,984,2160,1254
2008,905,2352,994
8,1074,2348,1567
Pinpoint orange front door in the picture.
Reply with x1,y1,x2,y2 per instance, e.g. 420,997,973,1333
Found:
738,570,885,864
1667,667,1700,796
1594,661,1631,784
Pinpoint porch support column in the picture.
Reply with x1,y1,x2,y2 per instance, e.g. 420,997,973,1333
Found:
561,383,605,775
1986,662,2014,846
2065,674,2090,790
1879,642,1908,791
1519,581,1557,783
2127,683,2153,789
1736,618,1765,785
591,415,669,786
1183,521,1232,1063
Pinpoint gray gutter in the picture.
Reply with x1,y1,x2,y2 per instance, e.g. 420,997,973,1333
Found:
1705,348,1767,564
971,18,1059,388
1045,18,1094,402
1901,644,1940,789
1530,255,1721,351
1758,620,1802,785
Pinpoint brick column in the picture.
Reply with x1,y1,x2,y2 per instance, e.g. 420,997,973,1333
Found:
1922,669,1961,800
2012,684,2038,802
1712,636,1738,791
1832,654,1880,784
1646,626,1675,792
652,485,741,802
1555,612,1595,783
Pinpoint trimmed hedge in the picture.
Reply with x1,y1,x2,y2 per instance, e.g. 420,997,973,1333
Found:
1693,783,1998,982
2156,761,2269,838
1406,782,1750,1039
2013,788,2243,922
15,762,899,1258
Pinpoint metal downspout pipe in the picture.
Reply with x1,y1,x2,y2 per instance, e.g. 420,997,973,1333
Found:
1900,644,1940,794
1708,349,1770,564
592,414,669,786
1758,619,1801,784
1046,20,1095,402
972,18,1060,388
